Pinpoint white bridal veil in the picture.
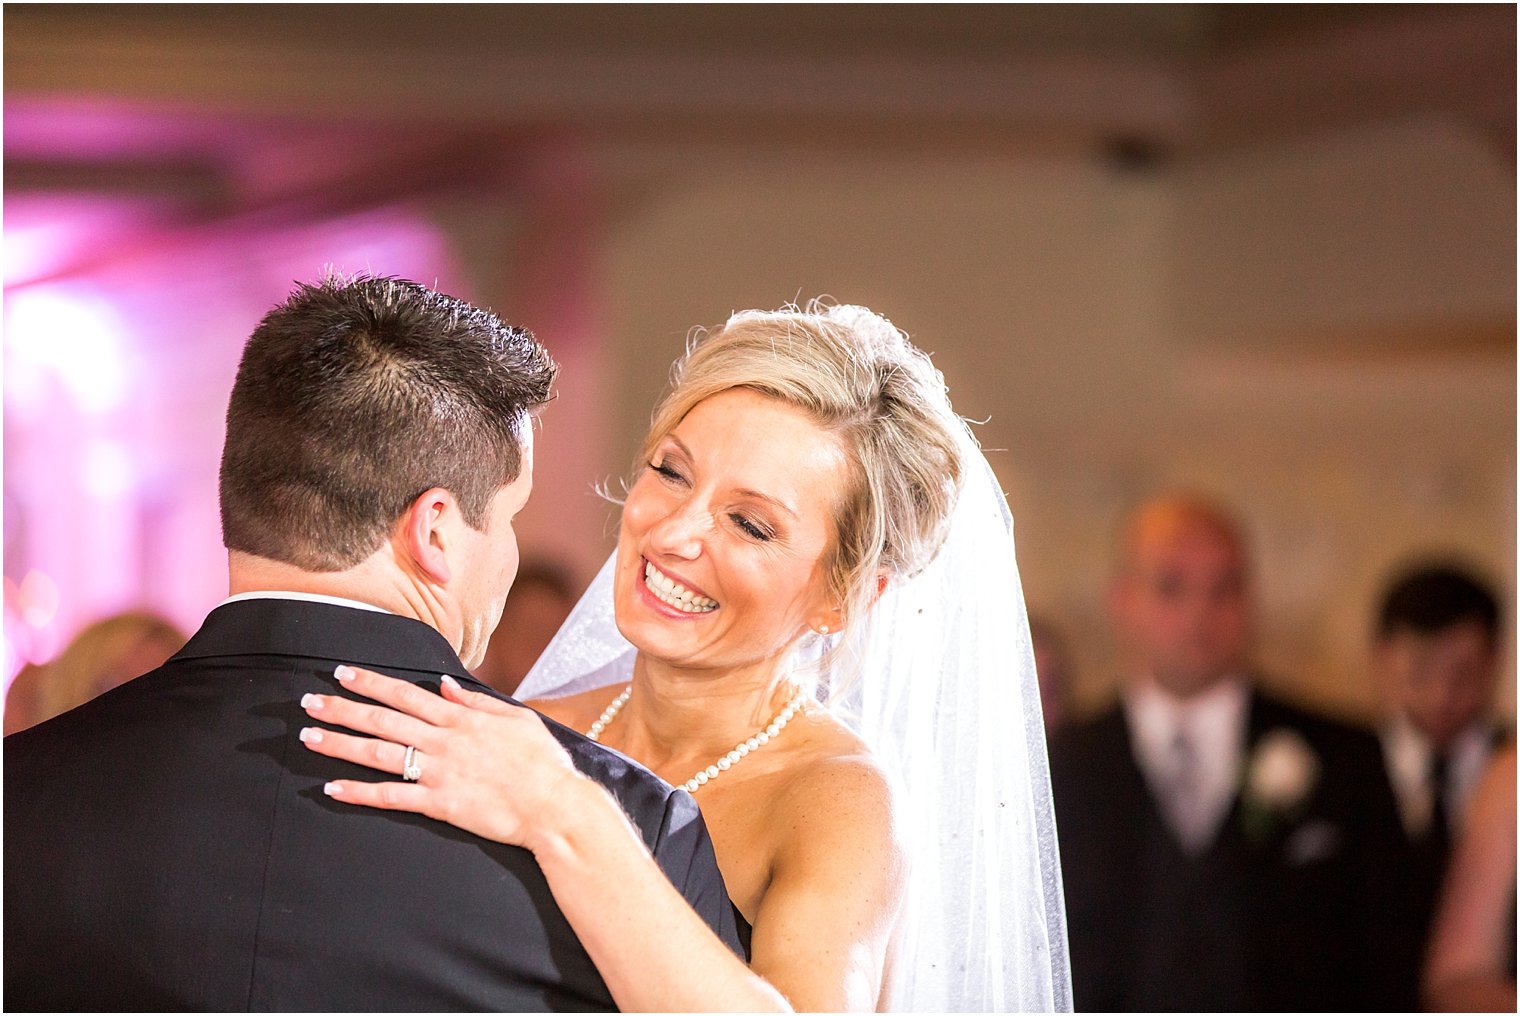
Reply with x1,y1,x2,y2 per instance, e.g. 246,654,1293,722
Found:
518,425,1072,1012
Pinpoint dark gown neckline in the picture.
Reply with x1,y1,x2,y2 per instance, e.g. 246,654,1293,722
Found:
732,902,754,961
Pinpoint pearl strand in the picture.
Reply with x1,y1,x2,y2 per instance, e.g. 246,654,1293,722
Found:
585,685,810,794
585,686,631,741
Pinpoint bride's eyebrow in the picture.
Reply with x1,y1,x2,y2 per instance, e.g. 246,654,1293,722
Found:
655,434,690,460
734,487,798,520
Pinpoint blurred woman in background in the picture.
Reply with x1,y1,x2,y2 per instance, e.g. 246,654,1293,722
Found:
5,612,186,733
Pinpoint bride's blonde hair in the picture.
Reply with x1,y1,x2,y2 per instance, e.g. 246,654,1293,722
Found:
634,300,967,693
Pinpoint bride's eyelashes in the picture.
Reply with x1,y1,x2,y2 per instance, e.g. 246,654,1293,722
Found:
649,457,776,543
650,459,688,485
730,513,773,542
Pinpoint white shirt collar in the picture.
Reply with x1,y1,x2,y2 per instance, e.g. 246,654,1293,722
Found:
1379,713,1496,837
1125,673,1250,755
1124,674,1250,848
219,590,391,615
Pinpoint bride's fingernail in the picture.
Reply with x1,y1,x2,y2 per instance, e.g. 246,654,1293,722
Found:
323,782,343,797
300,693,322,712
333,665,355,683
441,674,460,691
299,727,323,744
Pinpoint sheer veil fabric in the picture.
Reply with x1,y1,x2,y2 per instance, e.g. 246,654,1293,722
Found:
518,428,1073,1012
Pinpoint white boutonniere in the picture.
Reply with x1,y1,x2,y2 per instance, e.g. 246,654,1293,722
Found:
1241,728,1320,839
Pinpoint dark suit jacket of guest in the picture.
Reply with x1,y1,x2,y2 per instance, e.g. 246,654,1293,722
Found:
1378,723,1511,1012
4,598,741,1011
1050,685,1406,1013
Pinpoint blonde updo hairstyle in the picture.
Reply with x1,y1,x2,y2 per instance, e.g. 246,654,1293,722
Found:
634,301,967,689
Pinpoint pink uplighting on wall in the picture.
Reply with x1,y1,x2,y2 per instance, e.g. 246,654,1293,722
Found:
3,162,471,714
5,285,133,415
4,196,178,288
3,570,64,684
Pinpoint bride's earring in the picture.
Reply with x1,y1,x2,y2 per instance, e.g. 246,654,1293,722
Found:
814,624,830,636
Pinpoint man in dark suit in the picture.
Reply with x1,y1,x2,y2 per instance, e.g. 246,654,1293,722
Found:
1370,561,1506,1011
1049,493,1404,1011
4,275,740,1010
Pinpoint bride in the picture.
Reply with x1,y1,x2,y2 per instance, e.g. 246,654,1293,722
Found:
301,302,1070,1011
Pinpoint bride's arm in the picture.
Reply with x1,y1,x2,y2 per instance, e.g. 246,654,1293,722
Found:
557,755,907,1012
746,755,908,1011
302,665,792,1011
527,775,791,1011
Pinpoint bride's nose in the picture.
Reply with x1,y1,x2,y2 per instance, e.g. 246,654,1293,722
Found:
648,499,713,559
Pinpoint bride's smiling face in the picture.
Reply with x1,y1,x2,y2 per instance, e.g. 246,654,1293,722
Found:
613,387,850,673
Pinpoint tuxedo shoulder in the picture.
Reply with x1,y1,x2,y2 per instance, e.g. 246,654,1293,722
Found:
1248,687,1391,810
539,708,662,787
536,709,688,844
1048,703,1130,779
5,660,174,747
1251,687,1379,751
1050,702,1126,748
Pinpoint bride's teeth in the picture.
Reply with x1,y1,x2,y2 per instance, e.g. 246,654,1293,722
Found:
642,561,718,613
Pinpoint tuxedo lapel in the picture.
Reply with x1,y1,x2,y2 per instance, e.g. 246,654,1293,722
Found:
1244,685,1288,744
1102,707,1161,850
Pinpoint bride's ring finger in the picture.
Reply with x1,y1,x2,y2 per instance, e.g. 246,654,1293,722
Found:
301,693,436,753
401,744,423,782
300,726,425,781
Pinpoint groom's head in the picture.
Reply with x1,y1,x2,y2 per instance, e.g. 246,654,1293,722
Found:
219,274,556,664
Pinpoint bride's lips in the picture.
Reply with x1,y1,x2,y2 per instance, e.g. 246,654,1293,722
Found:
636,557,719,619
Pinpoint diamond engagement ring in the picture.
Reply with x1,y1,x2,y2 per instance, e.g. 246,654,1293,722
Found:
401,745,423,782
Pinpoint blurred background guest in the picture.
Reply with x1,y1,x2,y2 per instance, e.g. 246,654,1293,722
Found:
43,612,187,721
5,612,186,734
1029,613,1075,735
1374,561,1504,843
1371,560,1506,1009
1423,743,1517,1013
1049,492,1403,1011
2,663,50,736
471,559,578,697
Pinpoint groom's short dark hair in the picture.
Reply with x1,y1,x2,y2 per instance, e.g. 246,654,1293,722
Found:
219,273,556,571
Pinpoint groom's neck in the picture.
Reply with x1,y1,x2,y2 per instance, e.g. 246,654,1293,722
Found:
227,549,419,621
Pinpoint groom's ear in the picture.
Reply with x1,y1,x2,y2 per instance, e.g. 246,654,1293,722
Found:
396,487,463,586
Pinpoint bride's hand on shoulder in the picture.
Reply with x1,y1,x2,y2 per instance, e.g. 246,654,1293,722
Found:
299,665,590,851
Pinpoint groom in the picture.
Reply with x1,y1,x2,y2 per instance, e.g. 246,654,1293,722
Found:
4,275,741,1010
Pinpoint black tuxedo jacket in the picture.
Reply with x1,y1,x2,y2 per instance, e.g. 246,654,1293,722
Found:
4,599,741,1011
1049,686,1406,1012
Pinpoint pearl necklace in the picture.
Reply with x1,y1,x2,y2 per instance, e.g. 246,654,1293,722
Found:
586,685,809,794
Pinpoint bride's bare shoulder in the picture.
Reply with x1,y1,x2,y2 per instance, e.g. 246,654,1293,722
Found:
525,686,623,732
775,709,901,838
753,709,907,921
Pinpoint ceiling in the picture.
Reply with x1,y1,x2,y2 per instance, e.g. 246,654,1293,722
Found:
4,4,1514,288
1,4,1473,63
